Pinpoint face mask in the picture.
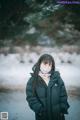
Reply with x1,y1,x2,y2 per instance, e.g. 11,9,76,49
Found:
40,65,51,74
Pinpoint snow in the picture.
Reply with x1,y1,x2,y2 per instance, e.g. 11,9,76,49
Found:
0,47,80,89
26,27,37,34
57,64,80,87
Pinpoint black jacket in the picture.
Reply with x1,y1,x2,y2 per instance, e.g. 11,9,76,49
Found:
26,71,70,120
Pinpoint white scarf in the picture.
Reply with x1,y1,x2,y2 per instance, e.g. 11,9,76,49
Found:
39,71,51,86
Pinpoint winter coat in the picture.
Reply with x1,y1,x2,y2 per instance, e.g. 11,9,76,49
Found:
26,71,70,120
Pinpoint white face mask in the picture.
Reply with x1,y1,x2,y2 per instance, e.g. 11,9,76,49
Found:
40,62,52,74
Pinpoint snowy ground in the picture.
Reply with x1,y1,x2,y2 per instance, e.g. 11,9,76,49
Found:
0,90,80,120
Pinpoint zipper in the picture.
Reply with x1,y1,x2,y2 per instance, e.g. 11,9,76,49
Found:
38,75,48,88
38,75,52,120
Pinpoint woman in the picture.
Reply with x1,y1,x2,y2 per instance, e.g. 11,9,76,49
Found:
26,54,70,120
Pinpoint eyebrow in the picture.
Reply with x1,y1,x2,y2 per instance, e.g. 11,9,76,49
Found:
43,61,52,65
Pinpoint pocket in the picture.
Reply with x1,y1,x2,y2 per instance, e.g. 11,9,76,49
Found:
60,114,65,120
37,106,43,115
37,107,47,119
36,112,45,120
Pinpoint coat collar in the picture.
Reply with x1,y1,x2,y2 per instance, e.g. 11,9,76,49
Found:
38,71,60,88
48,71,60,87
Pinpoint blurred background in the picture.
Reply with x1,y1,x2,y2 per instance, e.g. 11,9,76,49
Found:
0,0,80,120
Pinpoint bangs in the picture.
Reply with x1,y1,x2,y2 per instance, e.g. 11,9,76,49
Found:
41,58,52,65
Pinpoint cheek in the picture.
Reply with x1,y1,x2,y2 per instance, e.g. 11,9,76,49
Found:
48,66,52,70
40,64,45,68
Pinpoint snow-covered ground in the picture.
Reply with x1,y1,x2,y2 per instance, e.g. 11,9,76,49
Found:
0,90,80,120
0,46,80,90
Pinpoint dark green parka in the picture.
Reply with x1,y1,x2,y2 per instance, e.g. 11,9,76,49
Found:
26,71,70,120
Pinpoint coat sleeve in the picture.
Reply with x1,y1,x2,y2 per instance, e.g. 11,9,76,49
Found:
59,75,70,114
26,77,43,114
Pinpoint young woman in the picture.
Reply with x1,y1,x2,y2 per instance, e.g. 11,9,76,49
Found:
26,54,70,120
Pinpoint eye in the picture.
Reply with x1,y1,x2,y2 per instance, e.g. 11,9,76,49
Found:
44,61,48,65
49,64,51,66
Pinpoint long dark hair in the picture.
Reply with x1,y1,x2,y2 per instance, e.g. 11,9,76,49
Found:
31,54,55,94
